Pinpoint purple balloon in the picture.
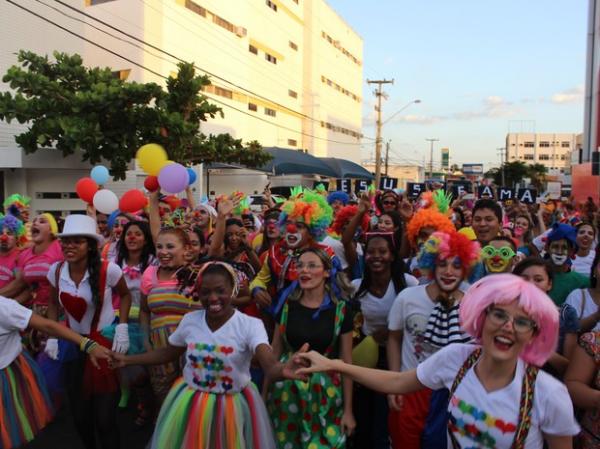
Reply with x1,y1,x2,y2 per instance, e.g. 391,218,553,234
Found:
158,163,189,194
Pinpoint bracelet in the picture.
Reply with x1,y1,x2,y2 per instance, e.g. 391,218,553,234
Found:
80,337,99,354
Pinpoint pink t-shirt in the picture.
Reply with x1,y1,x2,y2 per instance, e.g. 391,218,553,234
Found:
0,249,21,289
140,265,178,295
17,240,63,306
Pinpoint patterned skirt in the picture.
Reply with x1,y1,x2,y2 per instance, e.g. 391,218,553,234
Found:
151,378,275,449
267,371,345,449
0,351,54,449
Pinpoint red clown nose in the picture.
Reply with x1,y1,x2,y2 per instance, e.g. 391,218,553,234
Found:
0,234,7,243
286,223,297,233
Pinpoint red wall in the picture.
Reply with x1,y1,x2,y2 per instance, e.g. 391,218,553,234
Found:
572,162,600,203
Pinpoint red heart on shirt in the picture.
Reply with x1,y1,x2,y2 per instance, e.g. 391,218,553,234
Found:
220,346,234,355
59,291,87,322
495,419,517,434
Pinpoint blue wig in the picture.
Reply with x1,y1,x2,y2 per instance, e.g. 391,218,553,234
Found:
327,191,349,206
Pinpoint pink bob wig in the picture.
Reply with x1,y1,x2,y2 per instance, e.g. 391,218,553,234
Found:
459,273,558,366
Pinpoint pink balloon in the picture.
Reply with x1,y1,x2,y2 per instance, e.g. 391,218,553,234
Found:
158,163,189,194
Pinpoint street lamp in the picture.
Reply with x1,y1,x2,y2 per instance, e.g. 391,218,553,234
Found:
382,99,422,125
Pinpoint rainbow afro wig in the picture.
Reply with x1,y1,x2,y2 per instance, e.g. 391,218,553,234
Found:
279,187,333,241
417,230,481,276
327,191,349,206
3,194,31,219
330,205,369,236
0,213,27,245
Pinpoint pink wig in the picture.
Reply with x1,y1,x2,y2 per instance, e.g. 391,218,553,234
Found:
460,274,558,366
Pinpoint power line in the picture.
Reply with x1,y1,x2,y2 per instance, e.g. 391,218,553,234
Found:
53,0,372,139
5,0,373,147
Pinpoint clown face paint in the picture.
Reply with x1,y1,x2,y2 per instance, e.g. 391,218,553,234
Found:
482,242,516,273
0,228,16,253
434,256,464,294
548,239,570,267
284,221,308,248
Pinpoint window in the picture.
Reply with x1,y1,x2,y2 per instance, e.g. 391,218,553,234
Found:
214,86,233,99
249,45,258,55
87,0,116,4
265,107,276,117
524,154,534,160
561,154,567,160
184,0,206,16
292,0,298,3
561,142,570,148
539,154,550,160
266,0,277,11
524,142,534,148
288,139,297,146
248,103,257,112
111,69,131,80
539,141,550,148
289,41,298,51
213,15,235,33
288,89,298,99
265,53,277,64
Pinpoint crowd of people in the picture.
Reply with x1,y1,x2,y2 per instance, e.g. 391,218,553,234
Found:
1,184,599,449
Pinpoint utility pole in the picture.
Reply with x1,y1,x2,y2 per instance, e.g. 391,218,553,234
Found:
497,147,506,185
426,138,439,180
385,140,391,176
367,79,394,188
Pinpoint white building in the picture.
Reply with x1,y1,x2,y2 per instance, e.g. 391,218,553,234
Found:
505,133,577,175
0,0,363,214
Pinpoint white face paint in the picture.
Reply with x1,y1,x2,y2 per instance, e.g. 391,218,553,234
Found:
550,254,568,266
285,232,302,248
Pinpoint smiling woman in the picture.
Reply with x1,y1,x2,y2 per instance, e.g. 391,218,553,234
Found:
297,274,581,449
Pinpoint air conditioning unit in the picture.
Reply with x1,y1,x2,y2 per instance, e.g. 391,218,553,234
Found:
61,192,70,199
235,26,247,37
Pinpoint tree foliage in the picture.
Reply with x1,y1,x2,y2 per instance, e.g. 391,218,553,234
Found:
0,51,271,179
484,160,548,189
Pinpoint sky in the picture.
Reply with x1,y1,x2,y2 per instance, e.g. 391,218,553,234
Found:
327,0,588,170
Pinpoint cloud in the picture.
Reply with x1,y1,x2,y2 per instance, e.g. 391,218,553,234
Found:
551,85,584,104
394,114,443,125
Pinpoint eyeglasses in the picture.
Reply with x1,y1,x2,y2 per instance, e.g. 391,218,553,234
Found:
382,200,397,206
296,262,324,271
486,307,537,333
482,245,516,261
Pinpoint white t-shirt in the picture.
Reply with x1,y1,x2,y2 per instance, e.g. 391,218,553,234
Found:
565,288,600,331
352,274,418,336
169,309,268,394
387,284,438,371
417,344,580,449
322,236,364,270
571,250,596,277
47,261,122,334
0,296,32,369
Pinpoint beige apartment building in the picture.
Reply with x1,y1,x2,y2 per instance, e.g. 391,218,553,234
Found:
505,133,577,175
362,163,425,189
0,0,363,213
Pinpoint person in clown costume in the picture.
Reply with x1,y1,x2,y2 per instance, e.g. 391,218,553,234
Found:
0,213,27,290
3,194,32,241
249,188,338,326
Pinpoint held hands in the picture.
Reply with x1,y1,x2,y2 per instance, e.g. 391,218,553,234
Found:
88,345,112,369
107,352,128,369
293,350,337,376
281,343,311,381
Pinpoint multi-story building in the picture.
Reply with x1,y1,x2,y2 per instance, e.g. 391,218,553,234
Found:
0,0,363,214
505,133,577,175
362,163,425,189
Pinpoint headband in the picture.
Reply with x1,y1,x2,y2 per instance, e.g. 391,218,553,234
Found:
196,261,240,298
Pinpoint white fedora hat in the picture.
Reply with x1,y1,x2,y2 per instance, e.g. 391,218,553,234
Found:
58,214,104,245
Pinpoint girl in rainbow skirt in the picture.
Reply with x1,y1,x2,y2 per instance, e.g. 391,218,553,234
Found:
112,261,307,449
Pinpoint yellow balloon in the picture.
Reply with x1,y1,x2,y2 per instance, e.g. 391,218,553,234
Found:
352,335,379,368
137,143,168,176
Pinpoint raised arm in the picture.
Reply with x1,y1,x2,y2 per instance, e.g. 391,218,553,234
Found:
342,193,370,271
148,190,161,243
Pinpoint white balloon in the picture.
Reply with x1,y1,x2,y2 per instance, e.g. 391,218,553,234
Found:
93,189,119,214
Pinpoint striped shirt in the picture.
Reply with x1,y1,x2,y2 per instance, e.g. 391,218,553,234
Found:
423,302,472,349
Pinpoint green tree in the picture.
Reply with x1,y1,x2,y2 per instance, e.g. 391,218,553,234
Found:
485,161,529,187
527,163,547,191
485,161,548,189
0,51,271,179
